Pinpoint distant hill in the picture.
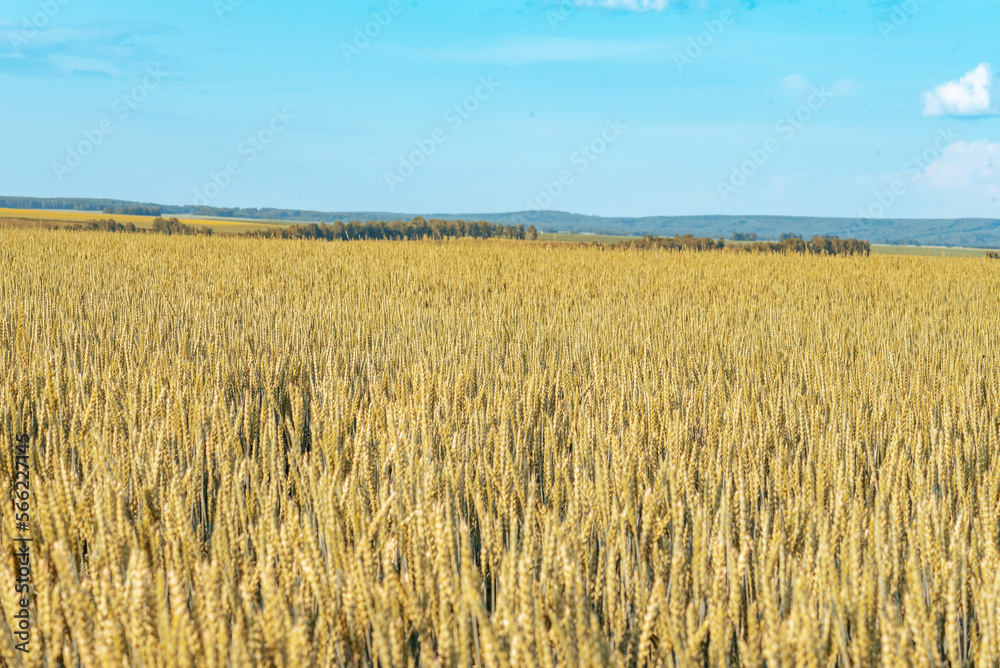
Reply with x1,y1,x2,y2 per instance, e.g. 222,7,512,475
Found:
3,196,998,248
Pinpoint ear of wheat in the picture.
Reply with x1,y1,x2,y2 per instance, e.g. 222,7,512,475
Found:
1,229,997,666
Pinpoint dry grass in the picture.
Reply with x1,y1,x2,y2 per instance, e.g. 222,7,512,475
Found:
1,229,999,667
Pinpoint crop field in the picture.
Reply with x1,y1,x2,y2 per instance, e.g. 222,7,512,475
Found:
2,229,1000,666
868,244,1000,258
543,235,1000,257
0,208,282,235
536,233,641,244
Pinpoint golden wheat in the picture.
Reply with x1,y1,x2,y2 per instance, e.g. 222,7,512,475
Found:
1,229,999,666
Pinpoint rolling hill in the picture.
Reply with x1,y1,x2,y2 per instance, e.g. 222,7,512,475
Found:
3,197,998,248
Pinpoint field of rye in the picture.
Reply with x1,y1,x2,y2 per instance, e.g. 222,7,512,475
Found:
1,229,1000,667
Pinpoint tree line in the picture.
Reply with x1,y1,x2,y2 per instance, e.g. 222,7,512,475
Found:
57,218,213,236
54,217,538,241
735,236,871,256
102,205,162,216
612,234,871,256
50,217,872,255
239,218,539,241
616,234,726,251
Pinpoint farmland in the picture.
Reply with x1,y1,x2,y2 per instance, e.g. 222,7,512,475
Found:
4,209,1000,258
2,230,1000,666
0,208,280,235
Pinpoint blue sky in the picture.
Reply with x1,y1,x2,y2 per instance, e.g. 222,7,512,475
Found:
2,0,998,218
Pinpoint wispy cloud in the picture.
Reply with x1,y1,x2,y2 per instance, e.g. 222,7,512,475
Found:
572,0,754,13
915,139,1000,201
923,63,996,118
399,37,671,65
47,55,121,78
783,74,858,98
573,0,675,11
0,22,174,78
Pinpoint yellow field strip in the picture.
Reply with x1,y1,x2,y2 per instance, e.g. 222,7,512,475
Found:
0,208,284,230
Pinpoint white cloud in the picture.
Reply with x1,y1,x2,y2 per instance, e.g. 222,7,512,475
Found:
574,0,674,11
915,139,1000,201
923,63,996,118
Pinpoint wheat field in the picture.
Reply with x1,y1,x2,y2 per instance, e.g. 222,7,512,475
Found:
1,229,999,667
